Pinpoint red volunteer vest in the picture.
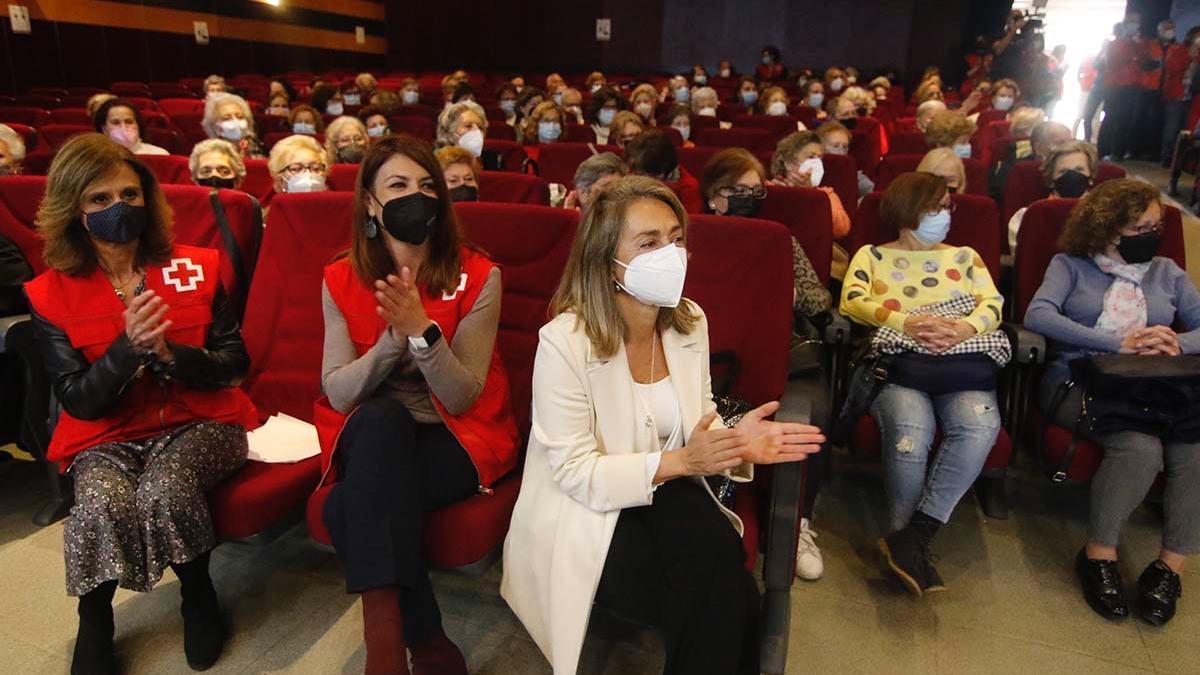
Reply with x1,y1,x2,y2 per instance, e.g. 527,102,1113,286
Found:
315,248,519,488
24,245,259,469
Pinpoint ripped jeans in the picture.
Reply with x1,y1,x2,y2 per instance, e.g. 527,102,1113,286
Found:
870,384,1001,532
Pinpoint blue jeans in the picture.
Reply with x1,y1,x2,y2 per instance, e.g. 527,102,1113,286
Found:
870,385,1001,532
1161,99,1189,165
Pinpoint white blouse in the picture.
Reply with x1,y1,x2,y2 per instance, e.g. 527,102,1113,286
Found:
634,375,683,486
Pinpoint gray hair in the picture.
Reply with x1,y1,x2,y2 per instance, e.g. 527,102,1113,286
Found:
189,138,246,179
202,93,256,139
0,124,26,162
573,152,627,192
324,115,369,164
691,87,719,112
436,100,489,147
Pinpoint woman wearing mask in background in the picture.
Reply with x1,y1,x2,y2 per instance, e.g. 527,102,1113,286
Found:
92,99,169,156
717,59,735,79
735,76,760,112
289,104,325,137
357,106,391,142
86,93,117,120
1025,180,1200,626
840,172,1005,597
1008,140,1098,253
436,101,489,161
756,45,785,82
189,139,246,191
326,116,370,165
520,101,567,165
560,88,586,126
610,111,646,150
589,87,626,145
202,93,264,160
768,131,851,242
584,71,607,93
267,93,291,117
312,83,346,118
203,74,226,98
399,79,422,107
666,104,696,148
267,135,328,205
799,80,828,122
502,175,823,675
630,83,660,126
435,146,481,203
916,147,968,195
825,67,848,97
513,87,547,142
818,120,875,198
923,110,977,158
691,87,719,118
758,87,791,117
495,83,520,127
667,75,692,105
691,65,710,86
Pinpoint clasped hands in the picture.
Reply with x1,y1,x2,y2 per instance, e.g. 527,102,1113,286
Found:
374,266,433,338
1119,325,1182,356
903,314,976,353
123,290,174,363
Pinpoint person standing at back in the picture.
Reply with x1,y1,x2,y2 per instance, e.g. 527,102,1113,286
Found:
1098,12,1151,161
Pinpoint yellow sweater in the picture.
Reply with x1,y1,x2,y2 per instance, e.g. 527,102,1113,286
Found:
839,244,1004,335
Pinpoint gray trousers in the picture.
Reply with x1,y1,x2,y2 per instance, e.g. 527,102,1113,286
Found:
1041,376,1200,554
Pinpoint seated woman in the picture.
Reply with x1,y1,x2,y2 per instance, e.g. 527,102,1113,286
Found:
268,79,296,110
320,135,518,674
267,135,328,202
691,65,710,86
502,175,822,675
758,86,791,117
560,88,586,126
203,74,226,98
202,93,265,159
589,86,626,145
768,131,851,241
584,71,607,93
354,72,378,103
92,98,168,156
86,93,117,119
0,123,26,175
434,146,481,202
667,74,692,104
325,116,369,165
916,147,968,194
610,110,646,150
399,79,422,107
799,80,828,121
24,134,257,674
370,90,399,113
924,110,976,158
189,139,246,191
436,101,488,159
513,87,546,141
691,86,720,118
1008,140,1097,253
757,44,786,81
289,104,325,136
564,151,627,210
357,105,391,141
1025,180,1200,626
666,104,696,148
818,120,875,197
914,78,945,105
494,83,518,124
735,76,760,111
825,67,848,96
630,83,661,125
839,172,1004,596
914,100,947,133
624,130,701,212
311,83,345,117
266,92,290,117
519,101,567,164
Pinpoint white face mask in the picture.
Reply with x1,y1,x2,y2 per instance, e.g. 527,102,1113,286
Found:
285,172,325,194
613,244,688,308
344,93,362,106
598,108,616,126
458,127,484,157
719,68,731,78
217,118,248,141
830,77,845,92
293,121,316,135
993,95,1014,111
402,90,420,105
698,106,717,117
952,142,972,158
766,100,788,116
591,84,602,93
367,125,387,138
635,102,654,119
674,124,690,141
326,101,344,115
825,144,849,156
914,209,951,245
798,157,824,186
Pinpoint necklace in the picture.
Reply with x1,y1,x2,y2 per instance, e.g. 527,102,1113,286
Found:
111,271,145,302
639,331,657,428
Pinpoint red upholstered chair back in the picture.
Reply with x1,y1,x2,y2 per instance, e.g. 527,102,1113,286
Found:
677,146,722,182
16,95,62,109
142,127,187,155
158,98,206,117
139,154,193,185
487,123,517,142
1013,199,1186,320
478,171,550,205
876,154,988,197
684,214,792,405
453,202,579,434
535,142,620,187
0,106,51,127
241,159,275,204
758,186,833,286
693,127,774,154
39,125,92,151
327,163,361,191
887,131,928,156
733,114,801,141
161,184,263,313
849,192,1002,280
482,138,528,173
263,131,325,151
849,117,883,174
390,116,435,141
820,152,858,220
1002,160,1127,223
0,175,48,274
49,108,91,126
241,192,354,422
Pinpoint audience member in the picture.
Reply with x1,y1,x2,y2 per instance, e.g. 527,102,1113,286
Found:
916,147,967,194
736,76,760,111
0,123,26,176
589,86,626,145
325,116,370,165
93,98,169,156
757,44,786,81
630,84,660,125
289,104,325,136
759,86,791,117
624,130,701,211
357,105,391,141
665,104,696,147
268,135,328,199
519,101,566,163
203,93,264,159
768,131,851,241
915,100,947,132
1008,140,1098,252
189,138,246,190
436,101,488,159
924,110,976,157
434,145,481,202
312,84,345,117
817,120,875,197
564,152,627,211
610,111,646,149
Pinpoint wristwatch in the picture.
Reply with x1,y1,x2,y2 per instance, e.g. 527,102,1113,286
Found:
409,322,442,350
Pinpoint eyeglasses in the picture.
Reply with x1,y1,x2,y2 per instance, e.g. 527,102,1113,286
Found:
719,185,767,200
1127,221,1164,236
283,162,327,176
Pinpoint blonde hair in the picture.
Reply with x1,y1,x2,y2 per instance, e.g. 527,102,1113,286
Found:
203,74,226,92
86,93,116,118
435,145,480,181
771,131,822,178
203,93,255,138
436,101,489,148
521,101,567,143
37,134,173,275
914,80,944,104
757,86,788,113
1041,140,1098,186
631,83,659,108
1008,106,1045,138
917,147,967,193
324,115,369,164
0,124,26,162
268,134,326,178
924,110,976,148
288,104,325,133
550,175,699,357
189,139,246,179
840,85,875,113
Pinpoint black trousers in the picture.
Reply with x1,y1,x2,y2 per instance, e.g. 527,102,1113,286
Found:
323,398,479,640
1098,86,1141,159
594,478,760,675
1132,89,1165,158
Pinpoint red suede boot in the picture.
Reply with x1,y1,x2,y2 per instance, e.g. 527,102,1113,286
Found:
361,588,410,675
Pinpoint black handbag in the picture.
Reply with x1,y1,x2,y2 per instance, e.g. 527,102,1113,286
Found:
707,350,750,509
1042,354,1200,481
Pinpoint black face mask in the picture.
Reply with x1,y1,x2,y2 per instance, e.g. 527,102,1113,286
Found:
724,195,762,218
841,116,858,129
1052,170,1090,199
337,144,367,164
371,192,439,244
1116,231,1161,264
196,176,237,190
83,202,147,244
448,185,478,202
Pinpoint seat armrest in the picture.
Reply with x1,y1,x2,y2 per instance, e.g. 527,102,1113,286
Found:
1000,322,1046,365
0,314,31,354
817,306,852,345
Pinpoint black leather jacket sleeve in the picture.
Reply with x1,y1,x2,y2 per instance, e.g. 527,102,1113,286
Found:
1,231,34,316
167,284,250,389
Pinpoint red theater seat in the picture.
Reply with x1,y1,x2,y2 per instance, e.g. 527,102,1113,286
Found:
820,152,859,221
487,123,517,142
887,130,928,156
477,171,550,205
241,159,275,204
732,114,801,141
1002,160,1126,224
677,146,721,181
876,154,988,196
139,154,193,184
759,186,834,285
850,192,1001,279
482,138,527,173
390,116,435,141
849,117,884,174
0,106,52,127
534,142,620,187
142,127,187,155
693,127,774,154
326,163,361,191
38,124,92,151
159,98,206,117
0,175,49,275
3,123,38,151
263,131,325,151
49,108,91,126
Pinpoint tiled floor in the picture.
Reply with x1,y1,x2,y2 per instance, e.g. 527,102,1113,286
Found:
0,445,1194,675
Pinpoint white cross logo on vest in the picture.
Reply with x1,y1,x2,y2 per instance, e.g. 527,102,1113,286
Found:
442,272,468,301
163,258,205,293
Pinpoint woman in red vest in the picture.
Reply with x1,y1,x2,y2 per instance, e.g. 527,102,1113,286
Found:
318,135,518,674
23,134,258,674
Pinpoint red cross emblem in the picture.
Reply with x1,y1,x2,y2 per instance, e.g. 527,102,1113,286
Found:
441,273,468,301
162,258,205,292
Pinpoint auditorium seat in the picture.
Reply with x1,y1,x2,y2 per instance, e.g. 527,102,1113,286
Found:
168,112,205,136
482,138,527,173
16,95,62,110
820,152,859,221
158,98,206,117
263,131,325,151
0,176,49,273
759,186,833,286
240,159,275,204
1001,160,1127,224
887,130,927,156
876,154,988,196
0,106,52,127
49,108,91,126
693,127,774,154
26,87,68,98
124,96,160,113
533,142,619,186
111,82,152,97
486,123,517,142
733,114,800,141
677,146,721,181
3,123,38,152
390,116,435,141
150,83,194,99
142,127,187,155
477,170,550,205
139,154,193,184
39,124,92,151
848,117,883,174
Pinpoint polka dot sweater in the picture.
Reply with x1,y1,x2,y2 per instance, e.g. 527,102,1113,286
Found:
839,244,1004,335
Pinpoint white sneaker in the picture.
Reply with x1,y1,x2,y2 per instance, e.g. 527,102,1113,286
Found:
794,518,824,581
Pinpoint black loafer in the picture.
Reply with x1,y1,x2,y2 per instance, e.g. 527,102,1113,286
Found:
1075,549,1129,621
880,531,927,597
1137,560,1182,627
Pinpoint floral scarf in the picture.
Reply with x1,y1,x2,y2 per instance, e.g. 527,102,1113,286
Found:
1092,253,1149,338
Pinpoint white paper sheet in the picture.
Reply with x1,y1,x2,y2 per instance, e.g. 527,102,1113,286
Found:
246,413,321,464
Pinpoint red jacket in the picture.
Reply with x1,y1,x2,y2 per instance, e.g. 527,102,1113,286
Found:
314,248,519,488
24,245,259,468
1106,37,1148,88
1163,44,1198,100
1143,40,1168,90
667,167,704,213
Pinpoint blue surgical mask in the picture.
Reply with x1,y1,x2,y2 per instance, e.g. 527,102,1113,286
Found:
499,99,516,115
343,93,361,106
808,93,824,108
741,90,758,105
953,142,972,158
598,108,616,126
402,90,420,105
293,122,316,135
993,95,1013,111
537,121,561,142
694,75,707,85
326,101,344,115
367,125,387,138
914,208,952,245
674,86,690,103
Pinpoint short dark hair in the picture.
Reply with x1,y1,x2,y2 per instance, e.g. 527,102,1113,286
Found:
589,86,627,124
495,83,517,99
452,82,474,103
880,172,947,230
1060,179,1160,256
92,98,144,133
700,148,765,206
357,105,388,124
624,130,678,179
310,83,341,112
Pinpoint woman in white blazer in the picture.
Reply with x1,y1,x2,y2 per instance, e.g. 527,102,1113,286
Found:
501,176,824,674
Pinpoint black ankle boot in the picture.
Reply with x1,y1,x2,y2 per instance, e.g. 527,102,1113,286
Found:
880,512,942,597
72,581,118,675
1075,548,1129,621
1137,560,1182,626
171,552,226,671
